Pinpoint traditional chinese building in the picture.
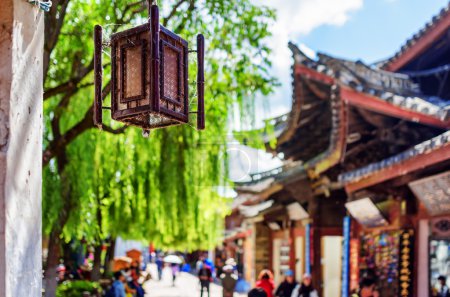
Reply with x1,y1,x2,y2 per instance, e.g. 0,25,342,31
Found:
224,3,450,297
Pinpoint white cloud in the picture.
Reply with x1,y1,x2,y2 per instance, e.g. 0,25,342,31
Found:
252,0,364,123
267,0,363,36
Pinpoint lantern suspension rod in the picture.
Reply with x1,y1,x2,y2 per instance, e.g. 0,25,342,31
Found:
196,34,205,130
93,25,103,128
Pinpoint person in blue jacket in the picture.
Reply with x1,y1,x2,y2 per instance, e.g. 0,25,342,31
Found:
106,271,126,297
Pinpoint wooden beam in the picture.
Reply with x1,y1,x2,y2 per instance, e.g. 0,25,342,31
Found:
341,86,450,129
294,65,335,85
385,12,450,71
310,96,348,175
345,143,450,193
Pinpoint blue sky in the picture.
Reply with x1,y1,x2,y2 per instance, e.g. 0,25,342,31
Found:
253,0,450,123
301,0,449,63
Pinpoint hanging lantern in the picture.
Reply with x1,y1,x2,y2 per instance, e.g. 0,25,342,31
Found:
93,3,205,136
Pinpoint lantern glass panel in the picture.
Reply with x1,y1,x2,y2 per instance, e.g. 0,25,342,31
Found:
158,27,189,123
111,24,151,123
122,42,145,101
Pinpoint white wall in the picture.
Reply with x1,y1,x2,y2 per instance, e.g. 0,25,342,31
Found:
0,0,43,296
295,236,304,280
273,238,281,284
322,236,343,297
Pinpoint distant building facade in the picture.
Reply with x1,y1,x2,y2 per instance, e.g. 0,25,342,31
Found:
224,4,450,297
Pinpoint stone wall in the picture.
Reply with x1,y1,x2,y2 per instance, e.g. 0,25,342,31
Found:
0,0,43,296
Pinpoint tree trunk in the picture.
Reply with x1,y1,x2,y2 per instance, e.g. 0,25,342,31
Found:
44,229,62,297
103,238,116,277
44,154,73,297
91,244,103,281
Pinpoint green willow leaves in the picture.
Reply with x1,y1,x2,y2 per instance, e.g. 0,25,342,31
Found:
43,0,277,250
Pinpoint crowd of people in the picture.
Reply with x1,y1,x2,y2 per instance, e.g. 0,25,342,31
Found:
250,270,318,297
196,258,238,297
104,253,383,297
239,270,380,297
106,260,146,297
194,258,320,297
192,256,384,297
244,269,379,297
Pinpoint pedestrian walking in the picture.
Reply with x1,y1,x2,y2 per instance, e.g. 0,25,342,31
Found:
220,264,238,297
155,255,163,281
198,261,213,297
171,263,179,286
275,270,297,297
255,270,275,297
248,287,268,297
351,277,379,297
196,258,204,273
291,273,317,297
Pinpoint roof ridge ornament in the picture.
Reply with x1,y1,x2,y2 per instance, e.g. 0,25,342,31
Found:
93,2,205,137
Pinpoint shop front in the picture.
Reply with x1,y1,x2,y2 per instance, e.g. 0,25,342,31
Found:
345,197,414,297
410,170,450,297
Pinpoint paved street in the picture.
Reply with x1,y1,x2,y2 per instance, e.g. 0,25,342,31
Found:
144,266,246,297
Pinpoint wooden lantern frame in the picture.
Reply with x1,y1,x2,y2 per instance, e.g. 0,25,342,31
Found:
93,4,205,134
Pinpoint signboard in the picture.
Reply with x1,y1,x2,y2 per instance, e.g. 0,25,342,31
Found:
349,239,360,292
305,224,311,274
345,198,388,228
398,230,414,297
341,216,351,297
409,171,450,216
280,240,291,275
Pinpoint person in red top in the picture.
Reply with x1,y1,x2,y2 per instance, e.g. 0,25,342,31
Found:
255,270,275,297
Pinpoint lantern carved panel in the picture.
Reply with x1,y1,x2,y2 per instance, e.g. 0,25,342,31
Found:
94,4,204,134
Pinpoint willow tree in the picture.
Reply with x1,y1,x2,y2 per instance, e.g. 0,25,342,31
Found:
43,0,276,296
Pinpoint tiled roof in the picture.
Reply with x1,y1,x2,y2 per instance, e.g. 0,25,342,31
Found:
338,130,450,184
288,42,450,120
383,2,450,69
